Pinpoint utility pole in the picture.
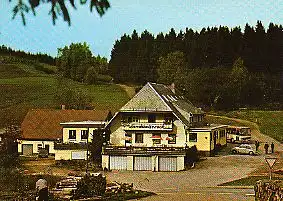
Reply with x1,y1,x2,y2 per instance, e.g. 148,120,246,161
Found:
86,127,89,175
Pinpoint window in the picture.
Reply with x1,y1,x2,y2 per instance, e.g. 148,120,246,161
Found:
167,134,176,144
69,130,76,140
220,130,225,138
81,130,88,140
125,133,132,144
189,133,197,142
148,114,156,123
152,133,161,144
213,131,218,139
123,115,140,123
37,144,43,152
135,133,143,143
164,114,172,124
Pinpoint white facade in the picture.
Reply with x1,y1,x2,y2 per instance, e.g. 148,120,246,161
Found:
18,140,55,155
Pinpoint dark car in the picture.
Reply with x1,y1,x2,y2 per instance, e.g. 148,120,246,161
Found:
38,148,48,158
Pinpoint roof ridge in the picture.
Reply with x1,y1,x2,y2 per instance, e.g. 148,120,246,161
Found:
148,82,173,111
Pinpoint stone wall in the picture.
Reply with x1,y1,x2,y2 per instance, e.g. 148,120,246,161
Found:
254,180,283,201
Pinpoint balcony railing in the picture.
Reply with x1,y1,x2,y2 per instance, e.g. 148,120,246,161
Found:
122,122,173,131
102,145,186,155
54,142,88,150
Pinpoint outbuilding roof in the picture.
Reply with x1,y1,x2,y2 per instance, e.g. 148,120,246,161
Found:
21,109,111,140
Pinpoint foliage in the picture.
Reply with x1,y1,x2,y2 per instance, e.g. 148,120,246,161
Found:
89,129,104,163
85,67,98,84
57,42,110,84
34,63,57,74
109,22,283,110
0,124,21,156
57,42,93,82
96,74,113,83
157,51,187,86
74,174,106,198
9,0,110,26
0,169,61,195
0,45,55,65
185,145,199,167
55,87,93,110
0,72,128,128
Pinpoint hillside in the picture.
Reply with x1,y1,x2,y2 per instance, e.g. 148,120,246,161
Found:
0,57,130,128
206,110,283,142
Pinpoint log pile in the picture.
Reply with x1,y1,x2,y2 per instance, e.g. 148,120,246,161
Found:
254,180,283,201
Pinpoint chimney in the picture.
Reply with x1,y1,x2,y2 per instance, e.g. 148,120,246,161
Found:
61,105,66,110
169,83,175,94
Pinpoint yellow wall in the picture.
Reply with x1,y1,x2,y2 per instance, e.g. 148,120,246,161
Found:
188,131,211,151
18,140,55,154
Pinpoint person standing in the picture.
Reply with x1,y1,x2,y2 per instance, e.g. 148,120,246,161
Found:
271,142,275,153
36,178,48,201
255,141,260,152
264,142,269,154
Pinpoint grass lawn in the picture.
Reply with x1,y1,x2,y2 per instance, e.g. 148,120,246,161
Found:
207,110,283,142
219,176,283,186
0,61,129,127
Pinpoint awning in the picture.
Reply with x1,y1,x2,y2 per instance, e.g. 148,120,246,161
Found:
151,135,162,139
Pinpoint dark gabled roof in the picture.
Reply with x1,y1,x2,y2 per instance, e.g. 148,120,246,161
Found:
149,82,204,127
21,109,111,140
120,83,172,112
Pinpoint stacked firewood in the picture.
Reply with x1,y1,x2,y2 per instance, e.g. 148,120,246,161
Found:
254,180,283,201
106,181,134,193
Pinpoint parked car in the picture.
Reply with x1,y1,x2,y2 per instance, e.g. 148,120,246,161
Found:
38,148,48,158
231,144,256,155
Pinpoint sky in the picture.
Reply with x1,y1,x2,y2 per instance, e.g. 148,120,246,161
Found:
0,0,282,59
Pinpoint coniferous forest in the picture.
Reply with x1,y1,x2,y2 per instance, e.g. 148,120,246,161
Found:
109,21,283,110
1,21,283,110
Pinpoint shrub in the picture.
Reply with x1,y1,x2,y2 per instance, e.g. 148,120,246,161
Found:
84,67,98,84
96,74,113,83
185,145,199,167
34,63,57,74
74,174,106,198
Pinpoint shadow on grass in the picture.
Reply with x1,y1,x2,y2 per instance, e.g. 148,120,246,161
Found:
218,176,283,186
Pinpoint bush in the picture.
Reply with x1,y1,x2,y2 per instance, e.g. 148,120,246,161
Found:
96,74,113,83
34,63,57,74
185,145,199,167
84,67,98,84
74,174,106,199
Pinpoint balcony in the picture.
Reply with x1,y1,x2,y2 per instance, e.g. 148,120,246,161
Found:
122,122,173,131
54,142,88,150
102,145,186,156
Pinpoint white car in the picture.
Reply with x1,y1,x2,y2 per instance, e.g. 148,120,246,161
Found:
231,144,256,155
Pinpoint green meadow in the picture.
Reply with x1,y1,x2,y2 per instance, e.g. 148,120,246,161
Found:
0,59,129,128
207,110,283,142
